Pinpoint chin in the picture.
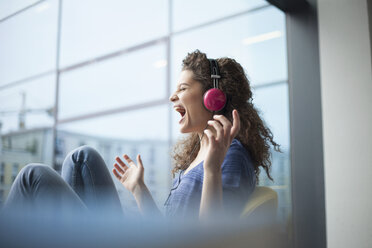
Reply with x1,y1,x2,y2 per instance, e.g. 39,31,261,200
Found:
179,123,195,134
179,124,203,134
179,126,190,134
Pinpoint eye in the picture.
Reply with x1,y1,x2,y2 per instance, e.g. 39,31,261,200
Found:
179,87,186,91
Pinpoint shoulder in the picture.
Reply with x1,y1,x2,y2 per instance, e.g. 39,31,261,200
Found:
221,139,253,173
221,139,254,188
224,139,251,163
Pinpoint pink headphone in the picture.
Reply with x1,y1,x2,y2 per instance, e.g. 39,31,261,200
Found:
203,59,227,112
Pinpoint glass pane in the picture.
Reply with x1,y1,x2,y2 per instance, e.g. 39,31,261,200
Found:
58,44,167,120
171,6,287,90
253,83,290,150
0,0,40,20
0,0,58,86
56,105,170,214
60,0,168,67
172,0,267,32
0,74,56,134
253,83,291,224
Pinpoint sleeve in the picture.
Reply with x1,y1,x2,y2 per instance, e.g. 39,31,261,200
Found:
221,144,247,189
220,142,253,216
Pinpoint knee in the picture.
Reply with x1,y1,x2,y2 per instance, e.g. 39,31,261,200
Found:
67,145,104,168
17,163,54,182
76,145,99,156
20,163,51,174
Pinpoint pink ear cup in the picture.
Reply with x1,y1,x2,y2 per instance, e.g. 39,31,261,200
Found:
203,88,227,112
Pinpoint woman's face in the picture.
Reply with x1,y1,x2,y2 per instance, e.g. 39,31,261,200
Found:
169,70,211,134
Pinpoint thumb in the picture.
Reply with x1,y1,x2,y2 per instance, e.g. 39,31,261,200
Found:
137,154,144,169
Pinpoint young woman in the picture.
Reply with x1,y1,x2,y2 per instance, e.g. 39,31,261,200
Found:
112,50,279,220
2,50,279,221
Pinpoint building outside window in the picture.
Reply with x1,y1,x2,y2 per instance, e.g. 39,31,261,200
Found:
11,163,19,182
0,162,4,184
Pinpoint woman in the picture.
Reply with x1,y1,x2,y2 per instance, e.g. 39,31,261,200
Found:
2,50,279,221
112,50,279,220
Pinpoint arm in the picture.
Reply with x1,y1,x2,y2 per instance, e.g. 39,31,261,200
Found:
132,181,161,217
199,167,223,219
199,110,240,220
112,154,161,217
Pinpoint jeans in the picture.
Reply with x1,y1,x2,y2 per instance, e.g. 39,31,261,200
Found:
2,145,123,217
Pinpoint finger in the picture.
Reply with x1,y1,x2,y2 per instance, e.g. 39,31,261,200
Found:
230,109,241,138
204,129,216,145
114,163,125,174
115,156,129,170
213,114,232,138
207,120,223,141
112,169,122,180
123,154,137,167
137,154,144,169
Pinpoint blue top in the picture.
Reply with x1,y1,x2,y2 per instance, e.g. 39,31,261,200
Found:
164,139,256,219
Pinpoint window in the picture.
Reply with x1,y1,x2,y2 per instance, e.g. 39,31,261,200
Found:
0,0,58,86
0,0,290,227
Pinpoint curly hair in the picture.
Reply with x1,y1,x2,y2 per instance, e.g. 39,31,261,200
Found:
171,50,280,183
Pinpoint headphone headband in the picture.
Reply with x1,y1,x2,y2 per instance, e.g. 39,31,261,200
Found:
208,59,220,88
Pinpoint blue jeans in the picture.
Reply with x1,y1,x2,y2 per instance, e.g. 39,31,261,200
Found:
2,146,123,217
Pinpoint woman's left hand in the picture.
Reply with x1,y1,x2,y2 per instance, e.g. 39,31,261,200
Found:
203,109,241,174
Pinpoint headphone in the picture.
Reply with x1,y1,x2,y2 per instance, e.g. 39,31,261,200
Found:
203,59,227,112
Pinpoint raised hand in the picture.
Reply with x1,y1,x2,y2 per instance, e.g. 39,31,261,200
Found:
112,154,144,194
203,109,241,173
199,110,241,219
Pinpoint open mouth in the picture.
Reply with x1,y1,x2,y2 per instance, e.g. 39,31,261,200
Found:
174,106,186,123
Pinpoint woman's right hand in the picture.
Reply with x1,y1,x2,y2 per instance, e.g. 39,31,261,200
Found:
112,154,144,194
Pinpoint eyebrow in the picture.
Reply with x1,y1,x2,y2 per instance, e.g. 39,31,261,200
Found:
177,83,190,88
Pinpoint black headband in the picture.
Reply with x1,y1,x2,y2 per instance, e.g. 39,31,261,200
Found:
208,58,221,88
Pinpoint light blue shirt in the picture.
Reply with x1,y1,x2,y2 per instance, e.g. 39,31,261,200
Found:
164,139,256,219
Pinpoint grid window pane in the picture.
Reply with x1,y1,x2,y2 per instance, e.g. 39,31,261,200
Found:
0,0,58,86
58,44,167,120
171,6,287,92
60,0,168,67
0,74,56,134
252,83,290,150
172,0,267,32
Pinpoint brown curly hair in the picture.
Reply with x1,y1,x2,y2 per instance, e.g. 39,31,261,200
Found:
171,50,280,183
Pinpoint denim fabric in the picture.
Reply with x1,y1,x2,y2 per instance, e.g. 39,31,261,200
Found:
61,145,122,213
164,139,256,219
3,146,122,216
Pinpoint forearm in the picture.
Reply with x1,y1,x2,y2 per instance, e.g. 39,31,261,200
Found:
199,168,224,220
133,182,161,217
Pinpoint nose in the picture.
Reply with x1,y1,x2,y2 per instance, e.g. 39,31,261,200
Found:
169,91,178,102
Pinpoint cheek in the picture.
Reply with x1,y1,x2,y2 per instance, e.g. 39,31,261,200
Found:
191,90,204,105
188,96,204,113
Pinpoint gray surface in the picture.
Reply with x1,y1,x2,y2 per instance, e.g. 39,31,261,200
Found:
285,1,327,248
